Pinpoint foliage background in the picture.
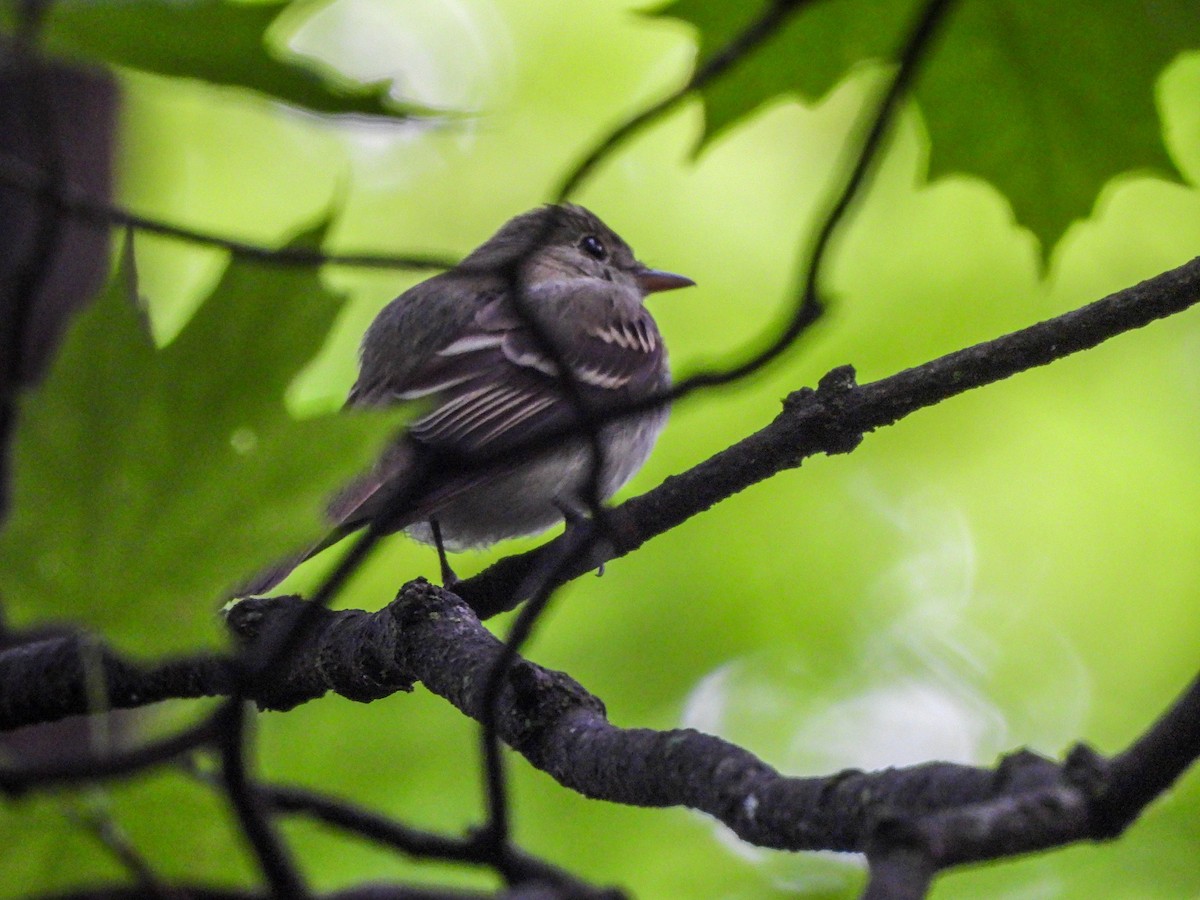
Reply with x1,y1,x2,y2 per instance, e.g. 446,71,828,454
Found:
2,0,1199,897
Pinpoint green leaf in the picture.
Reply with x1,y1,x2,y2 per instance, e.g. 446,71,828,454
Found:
0,224,405,653
660,0,916,142
657,0,1200,249
8,0,424,119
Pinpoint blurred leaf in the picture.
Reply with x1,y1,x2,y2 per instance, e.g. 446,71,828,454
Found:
659,0,913,138
0,767,255,896
657,0,1200,249
3,0,426,119
0,223,405,653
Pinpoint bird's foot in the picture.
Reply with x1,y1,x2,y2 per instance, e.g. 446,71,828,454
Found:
555,500,605,577
429,519,459,587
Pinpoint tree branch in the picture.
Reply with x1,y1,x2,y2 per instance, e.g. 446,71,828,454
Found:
0,253,1196,891
33,884,584,900
0,151,458,272
0,715,216,793
0,631,232,732
262,781,623,898
556,0,822,200
213,699,310,899
221,582,1197,870
2,586,1195,880
455,253,1200,617
2,255,1198,731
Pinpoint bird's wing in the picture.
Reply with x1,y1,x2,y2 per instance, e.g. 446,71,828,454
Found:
400,293,665,455
330,289,665,533
372,290,667,453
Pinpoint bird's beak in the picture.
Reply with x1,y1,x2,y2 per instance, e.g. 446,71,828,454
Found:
635,267,695,294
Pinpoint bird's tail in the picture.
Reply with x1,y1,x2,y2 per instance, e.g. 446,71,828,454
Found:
230,439,425,598
230,527,351,598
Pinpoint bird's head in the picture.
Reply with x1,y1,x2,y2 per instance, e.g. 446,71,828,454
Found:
462,204,694,298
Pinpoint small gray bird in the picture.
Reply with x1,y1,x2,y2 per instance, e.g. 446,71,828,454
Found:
243,203,692,593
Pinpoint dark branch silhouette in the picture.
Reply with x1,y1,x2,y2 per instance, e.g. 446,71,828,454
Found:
1,0,1195,897
556,0,822,200
454,253,1200,618
212,584,1195,867
261,781,622,898
0,714,216,793
33,886,592,900
0,151,459,273
467,1,961,867
67,801,176,898
4,251,1198,724
214,699,311,899
0,254,1195,735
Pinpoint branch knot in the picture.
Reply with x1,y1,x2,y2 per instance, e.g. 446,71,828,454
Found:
227,595,413,710
780,364,863,459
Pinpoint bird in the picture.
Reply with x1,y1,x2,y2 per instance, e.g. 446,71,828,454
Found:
241,203,693,594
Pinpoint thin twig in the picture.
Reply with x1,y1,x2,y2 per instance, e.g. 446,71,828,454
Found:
262,781,620,896
215,700,310,899
0,715,216,794
556,0,821,200
451,0,960,615
435,207,614,883
673,0,957,392
0,151,457,271
348,0,959,595
475,522,601,876
470,0,957,869
66,796,180,900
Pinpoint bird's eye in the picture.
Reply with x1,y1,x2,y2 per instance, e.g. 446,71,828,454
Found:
579,234,607,260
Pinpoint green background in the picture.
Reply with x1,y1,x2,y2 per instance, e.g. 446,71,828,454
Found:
1,0,1199,897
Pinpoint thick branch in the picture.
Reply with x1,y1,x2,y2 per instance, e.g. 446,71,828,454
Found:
0,255,1196,876
223,583,1190,865
3,587,1195,869
0,632,232,732
856,673,1200,889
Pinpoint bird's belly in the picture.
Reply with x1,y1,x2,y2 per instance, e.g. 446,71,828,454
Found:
406,407,667,551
